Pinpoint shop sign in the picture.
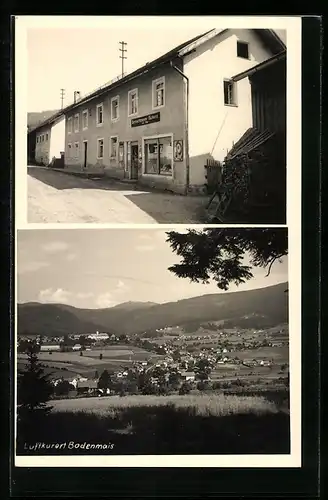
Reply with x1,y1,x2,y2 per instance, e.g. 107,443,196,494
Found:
131,112,160,128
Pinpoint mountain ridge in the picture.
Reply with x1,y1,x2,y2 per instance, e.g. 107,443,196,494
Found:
18,282,288,336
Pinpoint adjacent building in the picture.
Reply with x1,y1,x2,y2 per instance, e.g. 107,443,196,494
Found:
40,344,61,352
28,112,65,166
231,50,286,137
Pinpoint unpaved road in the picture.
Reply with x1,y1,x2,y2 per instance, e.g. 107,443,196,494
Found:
27,167,207,224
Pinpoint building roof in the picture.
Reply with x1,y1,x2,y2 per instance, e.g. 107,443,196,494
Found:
232,50,286,82
28,28,285,134
28,111,65,134
77,380,98,389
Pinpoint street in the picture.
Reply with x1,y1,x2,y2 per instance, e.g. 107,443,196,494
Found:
27,167,207,224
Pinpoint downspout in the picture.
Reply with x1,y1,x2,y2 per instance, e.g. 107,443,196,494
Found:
170,60,189,195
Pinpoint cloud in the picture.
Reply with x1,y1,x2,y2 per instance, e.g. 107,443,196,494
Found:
66,253,77,261
116,280,130,294
42,241,69,253
135,245,155,252
19,261,50,274
76,292,94,299
95,292,117,308
38,288,71,304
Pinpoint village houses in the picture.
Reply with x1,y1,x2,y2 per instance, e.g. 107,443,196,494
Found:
28,28,285,195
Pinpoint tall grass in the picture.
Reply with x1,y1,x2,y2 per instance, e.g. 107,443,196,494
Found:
17,393,290,455
51,393,278,417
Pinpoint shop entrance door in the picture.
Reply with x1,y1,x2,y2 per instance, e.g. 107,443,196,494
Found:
130,142,139,180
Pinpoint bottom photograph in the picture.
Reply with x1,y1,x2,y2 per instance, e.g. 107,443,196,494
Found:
16,226,289,456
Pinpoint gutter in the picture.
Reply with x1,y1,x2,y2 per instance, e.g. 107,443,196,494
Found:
232,51,286,82
170,61,190,195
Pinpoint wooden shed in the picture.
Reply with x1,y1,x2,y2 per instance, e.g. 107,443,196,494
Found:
207,51,287,224
232,51,286,136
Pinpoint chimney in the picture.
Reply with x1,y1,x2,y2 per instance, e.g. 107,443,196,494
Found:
73,91,81,104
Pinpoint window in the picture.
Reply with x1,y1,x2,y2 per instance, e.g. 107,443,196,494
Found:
128,89,138,116
237,41,249,59
67,117,73,134
111,96,119,121
46,133,49,141
97,138,104,159
96,103,103,126
110,136,118,159
82,109,88,130
223,79,237,106
68,143,72,158
74,113,79,132
42,135,44,142
144,135,173,176
36,136,39,143
152,77,165,109
74,142,79,159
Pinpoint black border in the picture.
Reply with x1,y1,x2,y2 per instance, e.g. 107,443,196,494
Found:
7,15,321,498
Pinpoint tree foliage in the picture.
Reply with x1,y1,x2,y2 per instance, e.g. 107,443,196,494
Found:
166,228,288,290
97,369,112,390
17,343,54,420
54,380,75,397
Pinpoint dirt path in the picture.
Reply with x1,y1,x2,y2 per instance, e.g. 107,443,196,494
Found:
27,172,157,223
27,167,207,224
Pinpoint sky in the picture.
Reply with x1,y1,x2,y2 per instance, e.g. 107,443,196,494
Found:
25,18,287,112
17,228,288,309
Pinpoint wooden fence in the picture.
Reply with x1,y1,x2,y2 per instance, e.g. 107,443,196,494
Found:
204,159,222,194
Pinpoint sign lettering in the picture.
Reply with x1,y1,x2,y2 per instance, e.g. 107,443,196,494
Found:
131,112,160,128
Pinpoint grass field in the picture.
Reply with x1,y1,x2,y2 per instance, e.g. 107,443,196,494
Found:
17,391,290,455
232,346,289,362
50,392,279,417
18,352,107,365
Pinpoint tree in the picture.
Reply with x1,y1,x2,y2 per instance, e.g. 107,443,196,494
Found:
166,228,288,291
99,353,103,360
179,382,192,395
17,344,54,441
195,358,212,381
98,369,112,391
54,380,75,397
197,380,211,391
168,371,180,390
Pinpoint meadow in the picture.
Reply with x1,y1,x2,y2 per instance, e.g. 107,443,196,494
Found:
17,392,290,455
50,392,278,417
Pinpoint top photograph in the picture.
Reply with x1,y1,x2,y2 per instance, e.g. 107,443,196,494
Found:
24,21,288,225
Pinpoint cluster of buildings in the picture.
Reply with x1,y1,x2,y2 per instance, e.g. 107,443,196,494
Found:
50,358,200,397
28,28,286,195
17,331,117,353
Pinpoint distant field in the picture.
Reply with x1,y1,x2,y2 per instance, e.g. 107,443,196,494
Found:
233,346,289,362
17,361,81,379
86,349,135,358
99,345,145,351
17,345,163,379
18,352,108,366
